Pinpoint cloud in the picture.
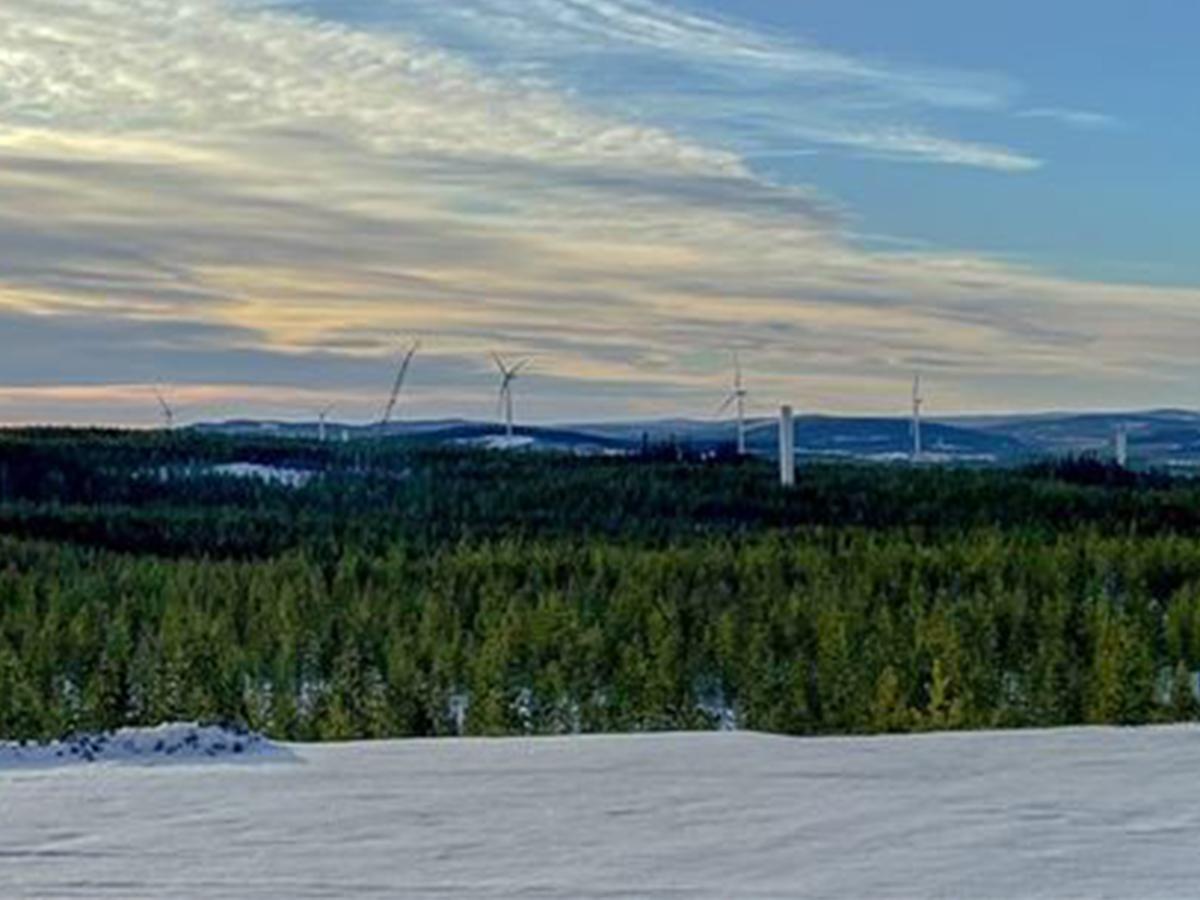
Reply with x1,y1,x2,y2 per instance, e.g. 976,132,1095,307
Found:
371,0,1016,109
1017,107,1123,130
0,0,1191,424
339,0,1040,171
773,125,1040,173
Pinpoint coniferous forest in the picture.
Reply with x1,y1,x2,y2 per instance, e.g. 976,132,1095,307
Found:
2,429,1200,743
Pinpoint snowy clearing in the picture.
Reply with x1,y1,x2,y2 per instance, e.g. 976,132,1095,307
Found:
3,726,1200,899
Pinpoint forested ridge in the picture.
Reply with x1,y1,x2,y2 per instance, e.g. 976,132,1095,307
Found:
1,429,1199,742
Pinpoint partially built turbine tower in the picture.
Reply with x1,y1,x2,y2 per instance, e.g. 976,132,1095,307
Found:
780,405,796,487
911,373,924,464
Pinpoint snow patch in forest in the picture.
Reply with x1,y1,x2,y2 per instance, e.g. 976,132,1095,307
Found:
143,463,315,488
206,463,314,487
460,435,538,451
0,724,291,769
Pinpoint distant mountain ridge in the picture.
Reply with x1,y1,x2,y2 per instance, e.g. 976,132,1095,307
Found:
193,408,1200,468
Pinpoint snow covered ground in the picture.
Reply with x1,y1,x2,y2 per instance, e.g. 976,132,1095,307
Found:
3,726,1200,899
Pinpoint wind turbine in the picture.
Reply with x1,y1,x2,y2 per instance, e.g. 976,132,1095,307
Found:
911,373,924,464
153,386,176,432
717,352,749,456
381,340,421,427
317,404,336,443
493,354,530,440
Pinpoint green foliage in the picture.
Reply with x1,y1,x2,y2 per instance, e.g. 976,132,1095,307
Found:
1,431,1199,742
868,666,913,733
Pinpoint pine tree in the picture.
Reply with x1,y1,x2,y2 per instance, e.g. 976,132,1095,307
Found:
0,646,46,741
816,608,860,732
1168,661,1199,722
869,666,913,733
922,658,964,731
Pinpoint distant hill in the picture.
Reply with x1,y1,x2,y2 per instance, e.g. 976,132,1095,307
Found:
572,416,1026,463
194,419,630,455
193,409,1200,468
196,415,1023,463
948,410,1200,469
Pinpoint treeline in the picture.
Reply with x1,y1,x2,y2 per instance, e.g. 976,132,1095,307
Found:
3,431,1200,560
2,529,1199,743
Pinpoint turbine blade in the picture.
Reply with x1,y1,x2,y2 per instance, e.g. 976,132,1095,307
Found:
153,387,173,418
382,339,421,424
716,394,737,417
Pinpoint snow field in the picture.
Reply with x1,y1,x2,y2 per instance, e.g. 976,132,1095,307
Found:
2,726,1200,899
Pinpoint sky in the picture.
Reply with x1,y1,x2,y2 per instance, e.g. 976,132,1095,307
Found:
1,0,1198,426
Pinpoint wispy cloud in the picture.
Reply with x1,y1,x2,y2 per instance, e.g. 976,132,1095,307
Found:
1017,107,1123,130
347,0,1040,171
374,0,1016,108
0,0,1188,424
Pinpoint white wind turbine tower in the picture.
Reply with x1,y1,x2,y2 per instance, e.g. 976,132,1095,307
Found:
493,354,530,440
911,373,924,464
381,340,421,428
717,352,750,456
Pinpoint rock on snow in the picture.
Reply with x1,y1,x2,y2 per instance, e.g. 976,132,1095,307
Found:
3,726,1200,899
0,723,288,768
